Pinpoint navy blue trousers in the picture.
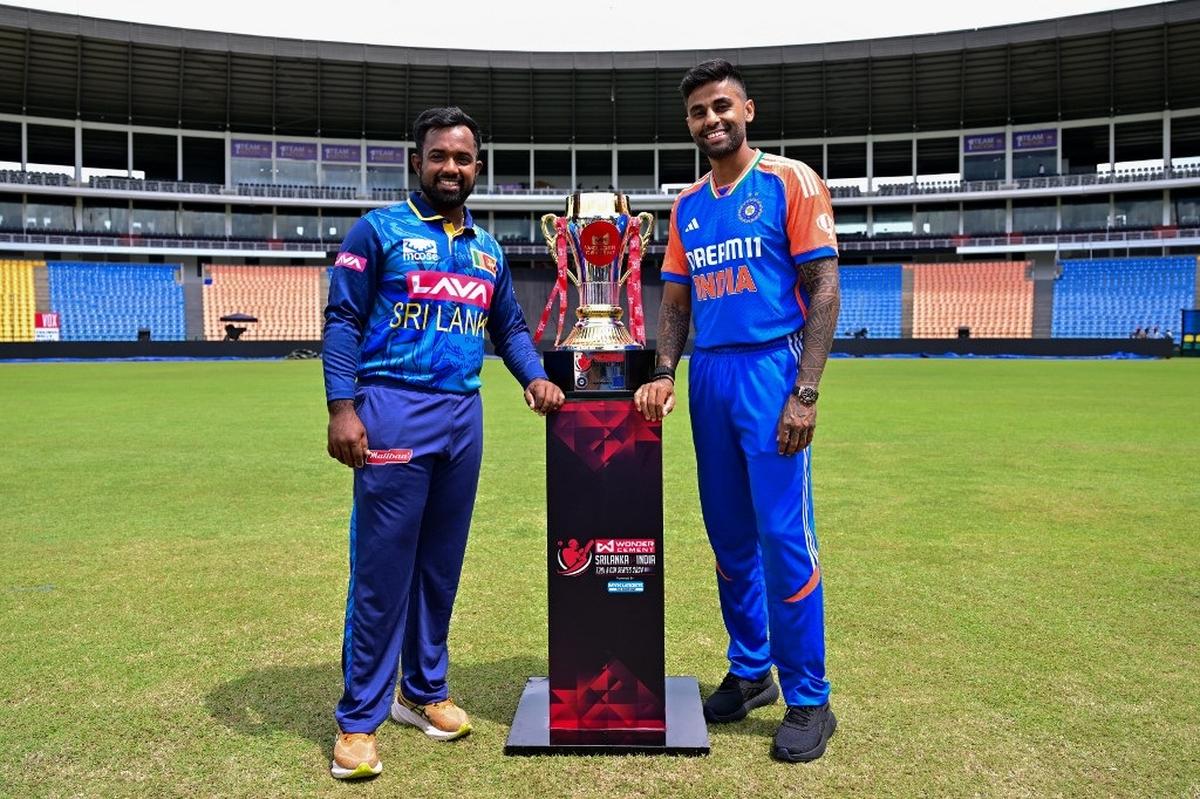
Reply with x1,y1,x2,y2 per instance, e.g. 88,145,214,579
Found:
689,337,830,707
335,382,483,733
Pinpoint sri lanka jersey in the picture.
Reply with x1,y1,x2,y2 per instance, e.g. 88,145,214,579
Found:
661,151,839,349
323,193,546,400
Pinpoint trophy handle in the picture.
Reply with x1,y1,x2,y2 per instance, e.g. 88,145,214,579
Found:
617,212,657,285
540,213,559,252
636,212,655,252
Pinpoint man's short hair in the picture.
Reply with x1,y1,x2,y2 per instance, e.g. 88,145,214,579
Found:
678,59,747,101
412,107,482,156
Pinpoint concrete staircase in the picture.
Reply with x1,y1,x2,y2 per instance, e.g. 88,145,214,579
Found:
182,262,205,341
1028,253,1059,338
33,262,50,313
900,265,914,338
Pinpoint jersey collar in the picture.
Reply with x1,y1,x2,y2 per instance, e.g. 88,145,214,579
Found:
708,149,763,199
407,191,476,233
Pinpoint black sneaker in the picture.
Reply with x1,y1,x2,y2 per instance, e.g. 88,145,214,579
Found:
703,671,780,723
771,702,837,762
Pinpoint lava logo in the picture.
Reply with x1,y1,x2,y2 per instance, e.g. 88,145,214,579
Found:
334,251,367,272
816,213,836,239
471,249,498,275
555,538,594,576
366,448,413,465
738,196,763,223
401,238,439,262
407,271,493,309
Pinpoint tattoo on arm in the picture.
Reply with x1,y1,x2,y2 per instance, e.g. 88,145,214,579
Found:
796,257,840,388
656,295,691,369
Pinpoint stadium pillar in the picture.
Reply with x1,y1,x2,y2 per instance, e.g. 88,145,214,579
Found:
73,122,82,184
1163,115,1171,167
20,121,26,170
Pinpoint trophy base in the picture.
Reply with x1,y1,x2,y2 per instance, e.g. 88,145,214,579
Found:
560,323,638,351
504,676,710,756
543,349,655,397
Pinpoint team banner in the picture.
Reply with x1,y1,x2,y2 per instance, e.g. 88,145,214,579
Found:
367,146,405,164
276,142,317,161
1013,129,1058,151
963,133,1005,153
322,144,362,163
231,139,272,159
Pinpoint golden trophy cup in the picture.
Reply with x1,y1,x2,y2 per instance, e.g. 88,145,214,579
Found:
535,192,655,351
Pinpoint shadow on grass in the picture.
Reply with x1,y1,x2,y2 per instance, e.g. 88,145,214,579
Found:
204,655,546,747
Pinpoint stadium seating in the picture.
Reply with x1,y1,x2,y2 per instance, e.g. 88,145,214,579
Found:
837,265,902,338
47,262,185,341
1051,257,1197,342
202,265,323,341
0,259,41,341
910,261,1033,338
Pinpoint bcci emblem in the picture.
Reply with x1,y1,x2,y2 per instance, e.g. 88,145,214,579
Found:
738,196,763,223
555,538,594,577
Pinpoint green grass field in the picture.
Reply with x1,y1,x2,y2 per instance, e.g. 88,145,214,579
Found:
1,357,1197,798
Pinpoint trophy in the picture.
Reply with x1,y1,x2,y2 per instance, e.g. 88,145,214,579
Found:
506,192,709,757
535,192,655,351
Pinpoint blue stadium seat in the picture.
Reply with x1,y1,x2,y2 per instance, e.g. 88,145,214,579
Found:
1051,257,1196,343
47,262,186,341
836,265,902,338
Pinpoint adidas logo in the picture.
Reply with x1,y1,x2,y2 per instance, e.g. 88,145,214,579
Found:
684,218,700,232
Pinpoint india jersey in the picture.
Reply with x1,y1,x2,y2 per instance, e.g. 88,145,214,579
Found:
323,193,545,399
661,151,838,349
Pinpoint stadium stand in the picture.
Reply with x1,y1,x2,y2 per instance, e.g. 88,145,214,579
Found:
1051,257,1197,342
47,263,185,341
202,265,323,341
910,262,1034,338
0,259,41,341
837,265,902,338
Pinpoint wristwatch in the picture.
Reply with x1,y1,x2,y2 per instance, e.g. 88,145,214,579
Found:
792,385,819,406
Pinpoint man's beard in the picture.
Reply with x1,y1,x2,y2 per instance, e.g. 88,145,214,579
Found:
420,173,474,209
694,123,745,160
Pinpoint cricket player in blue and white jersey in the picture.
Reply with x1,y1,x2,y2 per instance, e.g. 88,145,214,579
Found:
322,107,563,779
635,60,841,763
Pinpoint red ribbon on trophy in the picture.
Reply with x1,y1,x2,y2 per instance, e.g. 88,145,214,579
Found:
535,217,570,347
625,218,646,347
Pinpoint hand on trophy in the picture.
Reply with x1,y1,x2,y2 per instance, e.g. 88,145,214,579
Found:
525,378,565,416
634,377,676,422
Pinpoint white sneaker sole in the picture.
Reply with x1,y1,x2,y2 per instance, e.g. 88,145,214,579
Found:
329,760,382,779
390,699,472,741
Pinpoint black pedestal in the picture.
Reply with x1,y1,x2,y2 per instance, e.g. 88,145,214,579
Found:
505,677,709,756
503,349,709,757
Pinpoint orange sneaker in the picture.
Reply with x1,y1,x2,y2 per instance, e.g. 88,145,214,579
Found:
330,730,382,779
390,693,472,741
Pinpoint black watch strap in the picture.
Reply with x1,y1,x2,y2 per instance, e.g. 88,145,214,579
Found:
652,365,676,383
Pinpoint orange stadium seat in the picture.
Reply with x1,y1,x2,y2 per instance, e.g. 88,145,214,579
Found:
0,259,43,342
909,261,1034,339
202,265,324,341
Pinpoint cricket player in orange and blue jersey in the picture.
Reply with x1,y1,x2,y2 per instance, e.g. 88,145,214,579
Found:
635,60,841,763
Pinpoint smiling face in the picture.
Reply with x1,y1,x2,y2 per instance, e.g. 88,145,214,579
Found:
685,78,755,162
410,124,481,212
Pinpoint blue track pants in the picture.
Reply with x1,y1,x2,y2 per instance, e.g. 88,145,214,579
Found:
335,382,483,733
689,337,830,707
